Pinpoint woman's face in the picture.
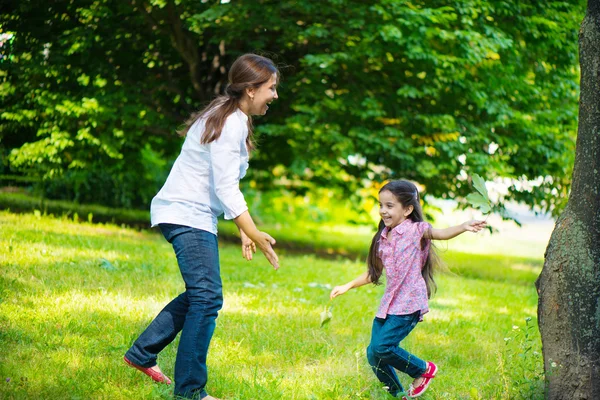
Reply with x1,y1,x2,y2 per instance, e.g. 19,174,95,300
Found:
249,73,278,115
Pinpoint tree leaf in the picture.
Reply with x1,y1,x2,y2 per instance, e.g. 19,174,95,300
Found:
320,306,333,327
472,174,490,202
466,192,491,214
98,258,116,271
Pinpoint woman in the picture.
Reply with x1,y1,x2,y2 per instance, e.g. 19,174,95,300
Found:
124,54,280,400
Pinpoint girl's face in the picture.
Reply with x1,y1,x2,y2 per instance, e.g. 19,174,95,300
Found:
248,73,278,115
379,190,413,229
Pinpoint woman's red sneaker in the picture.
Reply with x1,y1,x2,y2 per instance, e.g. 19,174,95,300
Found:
408,361,438,397
124,356,172,385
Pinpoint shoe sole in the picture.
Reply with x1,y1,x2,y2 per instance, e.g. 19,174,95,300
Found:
408,363,438,398
124,356,172,385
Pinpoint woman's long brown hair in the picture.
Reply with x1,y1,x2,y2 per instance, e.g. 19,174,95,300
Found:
178,54,279,151
367,180,439,298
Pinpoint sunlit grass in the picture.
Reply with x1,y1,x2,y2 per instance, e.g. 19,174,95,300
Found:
0,211,544,399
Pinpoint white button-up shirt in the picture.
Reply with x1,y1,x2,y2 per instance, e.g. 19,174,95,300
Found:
150,108,249,235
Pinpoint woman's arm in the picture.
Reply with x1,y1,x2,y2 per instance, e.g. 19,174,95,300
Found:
426,219,487,240
210,118,249,221
330,271,372,299
208,116,279,269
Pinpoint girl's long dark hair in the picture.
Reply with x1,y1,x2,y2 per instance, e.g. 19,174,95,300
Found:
178,54,279,151
367,180,439,298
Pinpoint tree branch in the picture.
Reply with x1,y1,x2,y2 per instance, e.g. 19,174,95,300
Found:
165,1,203,94
143,126,175,137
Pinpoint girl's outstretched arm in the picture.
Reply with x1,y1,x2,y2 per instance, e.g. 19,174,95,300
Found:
427,219,487,240
330,271,372,299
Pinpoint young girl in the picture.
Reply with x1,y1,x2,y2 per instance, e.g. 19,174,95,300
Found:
124,54,280,400
330,180,486,398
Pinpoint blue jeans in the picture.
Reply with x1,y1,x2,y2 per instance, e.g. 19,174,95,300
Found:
366,312,427,397
125,224,223,399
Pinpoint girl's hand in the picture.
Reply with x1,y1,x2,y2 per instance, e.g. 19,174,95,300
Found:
462,219,487,233
240,229,256,261
255,231,279,270
330,284,351,300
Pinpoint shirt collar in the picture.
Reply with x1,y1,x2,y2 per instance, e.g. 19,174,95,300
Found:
381,219,412,240
236,107,249,122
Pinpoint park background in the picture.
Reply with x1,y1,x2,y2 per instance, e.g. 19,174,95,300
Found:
0,1,587,399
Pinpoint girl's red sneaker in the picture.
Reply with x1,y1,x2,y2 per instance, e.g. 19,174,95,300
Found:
124,356,172,385
407,361,437,397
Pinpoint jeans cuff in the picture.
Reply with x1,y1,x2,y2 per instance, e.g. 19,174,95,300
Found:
124,349,156,368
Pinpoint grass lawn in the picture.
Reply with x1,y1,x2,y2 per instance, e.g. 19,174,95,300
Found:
0,211,545,399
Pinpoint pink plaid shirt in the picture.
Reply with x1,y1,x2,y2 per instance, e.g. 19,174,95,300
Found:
376,219,432,320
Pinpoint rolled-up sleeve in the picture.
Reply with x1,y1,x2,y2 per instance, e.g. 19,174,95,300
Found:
415,221,432,255
210,117,248,220
415,222,432,238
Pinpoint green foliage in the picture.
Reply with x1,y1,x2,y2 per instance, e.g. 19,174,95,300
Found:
0,1,584,214
0,2,180,207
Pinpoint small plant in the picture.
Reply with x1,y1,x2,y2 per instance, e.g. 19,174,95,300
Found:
499,317,545,399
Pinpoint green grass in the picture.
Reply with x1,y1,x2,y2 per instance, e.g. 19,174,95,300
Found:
0,211,544,399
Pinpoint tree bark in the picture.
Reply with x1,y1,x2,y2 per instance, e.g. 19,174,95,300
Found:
536,1,600,399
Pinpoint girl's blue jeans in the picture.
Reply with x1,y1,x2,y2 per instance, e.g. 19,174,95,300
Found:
125,224,223,399
366,312,427,397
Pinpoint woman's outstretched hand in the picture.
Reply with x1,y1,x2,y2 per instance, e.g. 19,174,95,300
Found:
234,213,279,270
255,231,279,270
240,229,256,261
462,219,487,233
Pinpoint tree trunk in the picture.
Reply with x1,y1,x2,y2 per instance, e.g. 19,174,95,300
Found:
536,1,600,399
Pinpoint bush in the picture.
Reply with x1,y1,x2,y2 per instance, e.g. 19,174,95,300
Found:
0,190,150,228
